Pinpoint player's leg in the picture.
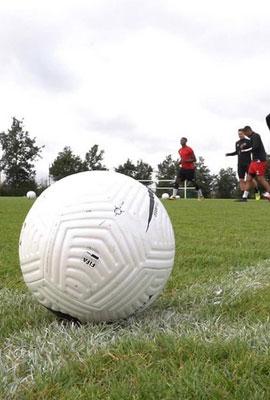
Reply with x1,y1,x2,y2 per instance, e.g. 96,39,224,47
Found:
170,169,182,199
243,178,260,200
252,178,260,200
195,183,204,199
238,164,249,200
257,175,270,201
239,178,245,193
171,186,178,199
237,172,253,202
188,170,204,199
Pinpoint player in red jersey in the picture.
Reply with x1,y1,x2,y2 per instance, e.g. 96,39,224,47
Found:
170,137,203,199
239,126,270,202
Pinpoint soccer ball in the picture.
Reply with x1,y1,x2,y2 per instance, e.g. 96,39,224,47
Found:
161,193,169,199
26,191,36,199
19,171,175,322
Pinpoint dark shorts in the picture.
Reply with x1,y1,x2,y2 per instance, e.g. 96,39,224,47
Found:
237,163,249,179
177,168,195,182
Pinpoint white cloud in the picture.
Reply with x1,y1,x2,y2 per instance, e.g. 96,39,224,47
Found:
0,0,269,182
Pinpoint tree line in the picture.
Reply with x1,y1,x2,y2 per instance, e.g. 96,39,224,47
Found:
0,117,269,198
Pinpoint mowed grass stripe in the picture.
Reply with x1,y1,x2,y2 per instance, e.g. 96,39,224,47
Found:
1,197,270,399
1,259,270,397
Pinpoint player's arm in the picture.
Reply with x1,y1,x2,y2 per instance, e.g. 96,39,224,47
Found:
182,156,196,164
239,138,251,152
179,151,196,165
266,114,270,130
242,135,260,153
185,151,196,163
241,146,252,153
179,158,187,166
226,141,239,156
225,151,237,156
190,153,196,163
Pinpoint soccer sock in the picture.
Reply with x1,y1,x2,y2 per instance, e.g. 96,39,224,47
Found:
172,188,177,197
198,189,203,197
242,191,249,199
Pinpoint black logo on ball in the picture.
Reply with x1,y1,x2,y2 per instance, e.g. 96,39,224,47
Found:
82,250,100,268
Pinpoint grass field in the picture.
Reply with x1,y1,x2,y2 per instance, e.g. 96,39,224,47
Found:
1,197,270,399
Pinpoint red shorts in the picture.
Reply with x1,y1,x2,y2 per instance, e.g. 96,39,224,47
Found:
248,160,267,176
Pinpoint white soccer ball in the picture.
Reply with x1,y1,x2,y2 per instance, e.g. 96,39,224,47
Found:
19,171,175,322
26,191,36,199
147,182,157,193
161,193,169,199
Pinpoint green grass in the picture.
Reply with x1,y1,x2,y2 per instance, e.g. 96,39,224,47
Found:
0,197,31,290
1,197,270,399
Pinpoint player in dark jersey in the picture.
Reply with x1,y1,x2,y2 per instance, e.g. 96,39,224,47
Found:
239,126,270,202
266,114,270,130
225,129,259,200
170,137,203,199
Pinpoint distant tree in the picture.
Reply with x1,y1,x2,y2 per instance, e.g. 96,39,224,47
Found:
84,144,106,170
213,167,238,198
156,155,178,194
134,160,153,181
157,154,177,180
49,146,86,181
115,158,137,178
195,157,214,198
0,117,43,195
115,159,153,182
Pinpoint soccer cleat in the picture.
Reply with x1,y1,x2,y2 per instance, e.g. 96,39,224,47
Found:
255,193,261,201
168,196,176,200
262,192,270,201
234,198,247,202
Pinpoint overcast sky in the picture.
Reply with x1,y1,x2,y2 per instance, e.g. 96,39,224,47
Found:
0,0,270,181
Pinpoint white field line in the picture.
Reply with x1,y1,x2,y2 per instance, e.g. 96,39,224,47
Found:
1,260,270,396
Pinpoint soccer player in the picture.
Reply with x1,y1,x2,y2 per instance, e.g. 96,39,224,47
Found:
239,126,270,202
266,114,270,130
170,137,203,199
225,129,260,200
